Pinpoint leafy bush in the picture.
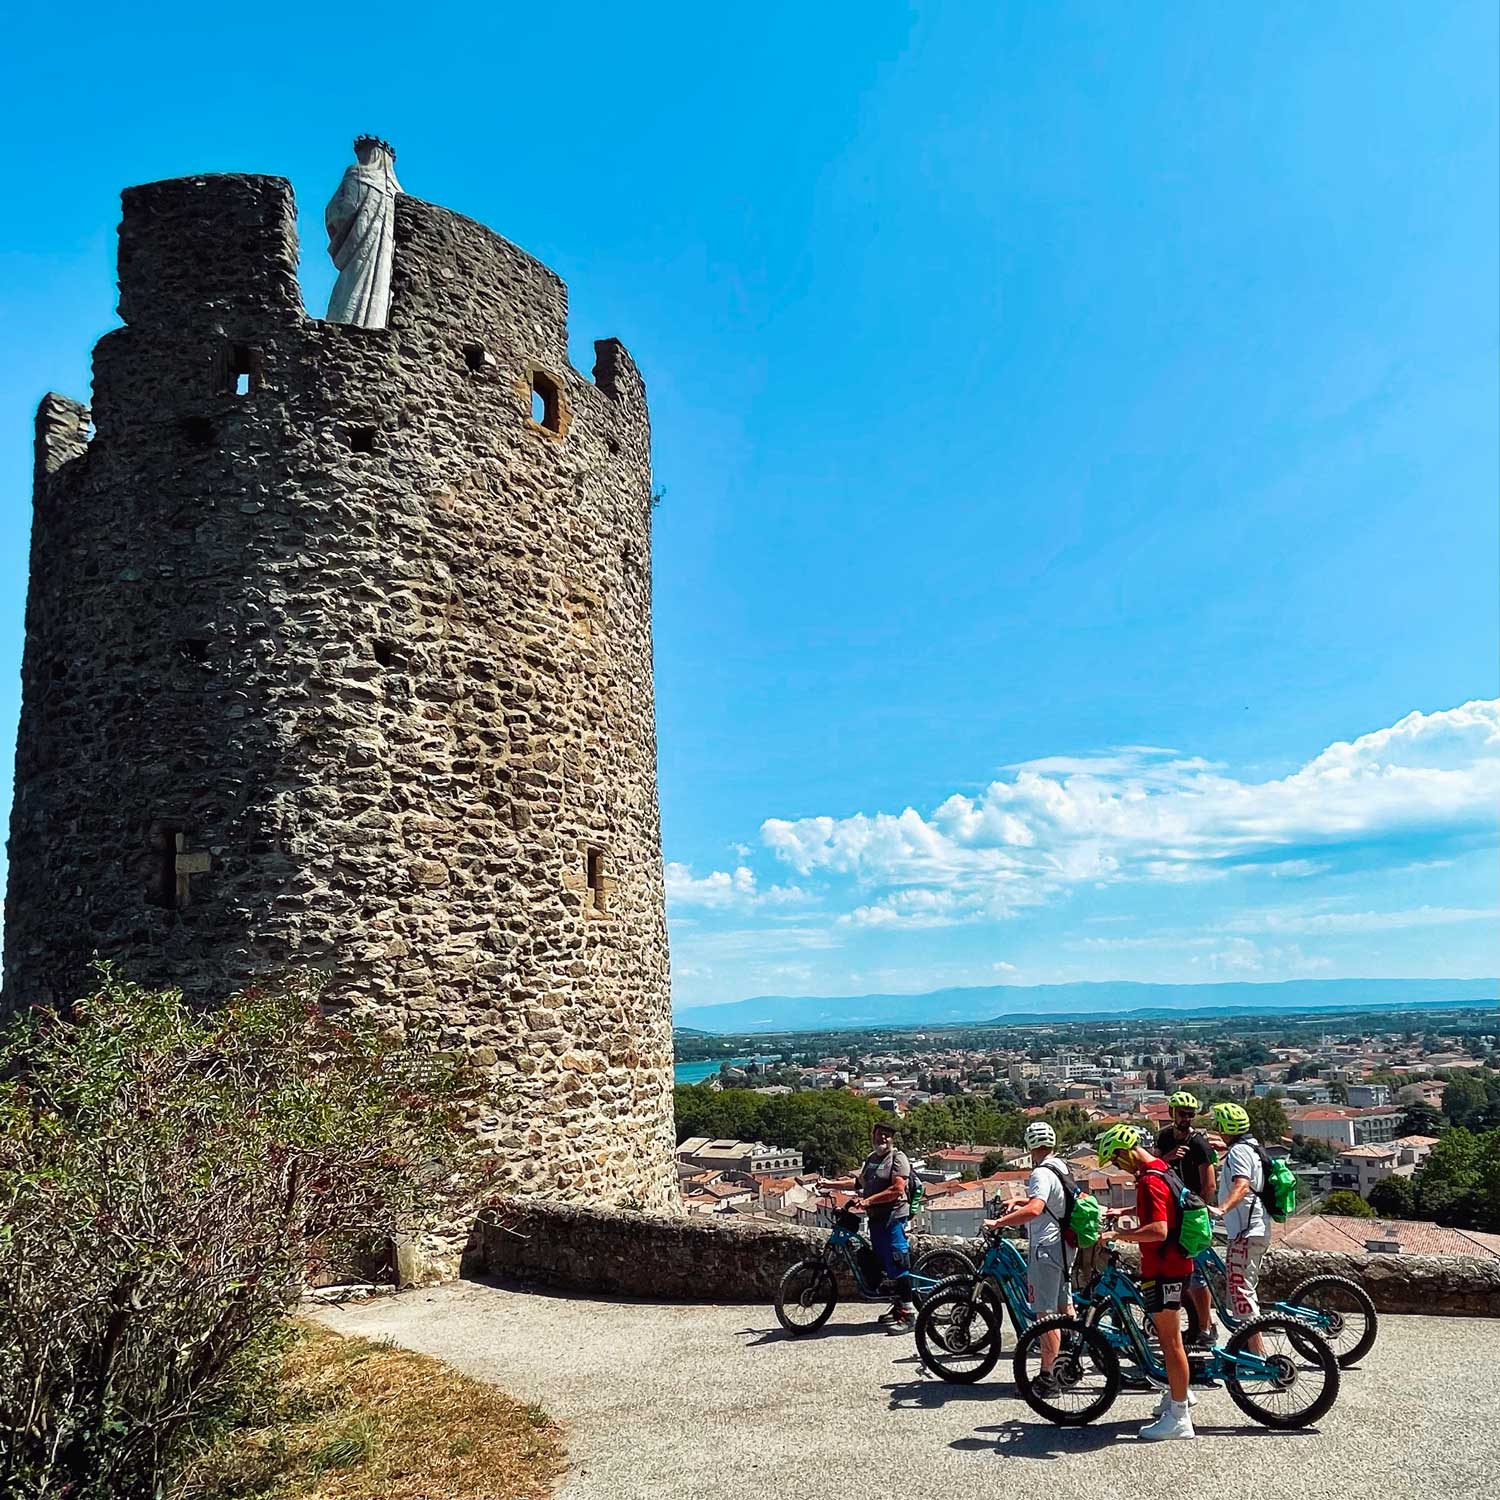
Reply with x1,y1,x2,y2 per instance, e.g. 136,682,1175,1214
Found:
1315,1189,1377,1219
0,968,488,1500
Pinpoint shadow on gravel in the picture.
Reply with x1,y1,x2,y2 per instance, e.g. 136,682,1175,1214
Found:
736,1323,902,1346
955,1418,1324,1458
886,1378,1007,1410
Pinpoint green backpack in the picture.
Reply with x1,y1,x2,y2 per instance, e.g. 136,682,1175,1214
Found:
906,1170,926,1219
1037,1161,1102,1248
1254,1145,1298,1222
1145,1167,1214,1258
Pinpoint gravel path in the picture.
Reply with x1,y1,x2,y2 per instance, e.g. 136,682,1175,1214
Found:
314,1279,1499,1500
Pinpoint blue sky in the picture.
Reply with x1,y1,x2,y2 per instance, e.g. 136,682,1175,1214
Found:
1,3,1496,1009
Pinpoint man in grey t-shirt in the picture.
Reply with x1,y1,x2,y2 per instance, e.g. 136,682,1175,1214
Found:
851,1119,915,1331
983,1119,1073,1390
1208,1102,1270,1354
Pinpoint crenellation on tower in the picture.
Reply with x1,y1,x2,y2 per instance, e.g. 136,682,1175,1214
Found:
34,394,91,484
117,175,304,329
5,163,678,1242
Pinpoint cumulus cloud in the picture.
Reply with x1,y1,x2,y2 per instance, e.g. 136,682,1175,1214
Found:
759,699,1500,919
664,862,806,911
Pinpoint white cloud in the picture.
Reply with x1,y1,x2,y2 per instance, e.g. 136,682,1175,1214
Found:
840,888,983,929
664,862,806,911
760,699,1500,919
1226,904,1499,937
1190,939,1334,976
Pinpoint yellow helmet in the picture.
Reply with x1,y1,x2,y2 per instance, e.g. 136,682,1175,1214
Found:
1213,1101,1252,1136
1168,1090,1200,1112
1096,1122,1144,1167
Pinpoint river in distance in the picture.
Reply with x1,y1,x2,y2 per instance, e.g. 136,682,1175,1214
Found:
673,1056,753,1085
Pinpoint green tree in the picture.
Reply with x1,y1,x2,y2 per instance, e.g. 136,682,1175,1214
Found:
758,1090,883,1175
1316,1189,1376,1219
1246,1093,1289,1143
1405,1127,1500,1230
1442,1073,1500,1131
1042,1104,1096,1148
1367,1176,1419,1218
980,1149,1010,1176
1291,1134,1336,1165
1398,1102,1445,1138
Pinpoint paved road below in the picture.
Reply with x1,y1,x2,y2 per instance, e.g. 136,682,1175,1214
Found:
314,1279,1498,1500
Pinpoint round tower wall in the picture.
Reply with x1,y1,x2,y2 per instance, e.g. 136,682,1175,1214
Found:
4,173,676,1215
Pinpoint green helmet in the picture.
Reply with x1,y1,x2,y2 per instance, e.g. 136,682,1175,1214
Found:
1096,1122,1144,1167
1168,1090,1200,1112
1213,1101,1252,1136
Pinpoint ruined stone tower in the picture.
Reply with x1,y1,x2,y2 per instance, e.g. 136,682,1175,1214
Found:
4,172,677,1214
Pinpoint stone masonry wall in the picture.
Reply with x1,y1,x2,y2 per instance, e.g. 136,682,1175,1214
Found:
4,173,677,1217
466,1201,1500,1316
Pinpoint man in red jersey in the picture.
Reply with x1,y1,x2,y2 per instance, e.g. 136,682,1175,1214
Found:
1097,1123,1196,1442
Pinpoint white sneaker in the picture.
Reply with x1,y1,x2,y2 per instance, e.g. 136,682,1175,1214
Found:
1151,1386,1198,1418
1138,1399,1196,1441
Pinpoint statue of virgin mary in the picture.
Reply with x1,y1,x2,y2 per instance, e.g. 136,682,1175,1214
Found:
325,136,403,329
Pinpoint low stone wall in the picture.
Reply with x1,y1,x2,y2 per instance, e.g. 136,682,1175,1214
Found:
463,1200,1500,1317
464,1201,832,1300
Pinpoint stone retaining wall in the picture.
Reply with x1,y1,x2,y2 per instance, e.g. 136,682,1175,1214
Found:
464,1200,1500,1317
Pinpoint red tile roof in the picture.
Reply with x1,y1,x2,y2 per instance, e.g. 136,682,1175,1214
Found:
1280,1215,1500,1260
755,1175,798,1194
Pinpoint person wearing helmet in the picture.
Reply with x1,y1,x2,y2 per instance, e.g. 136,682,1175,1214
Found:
981,1118,1073,1393
1153,1091,1218,1348
849,1119,916,1333
1095,1123,1196,1441
1208,1101,1269,1354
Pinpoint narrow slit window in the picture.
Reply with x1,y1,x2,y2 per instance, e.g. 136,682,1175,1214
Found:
586,848,607,914
145,824,180,909
234,371,251,396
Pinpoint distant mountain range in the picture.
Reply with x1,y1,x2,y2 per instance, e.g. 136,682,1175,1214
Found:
672,977,1500,1035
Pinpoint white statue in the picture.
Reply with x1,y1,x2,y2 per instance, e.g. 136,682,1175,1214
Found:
325,135,402,329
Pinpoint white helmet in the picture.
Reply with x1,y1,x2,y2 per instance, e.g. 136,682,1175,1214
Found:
1024,1120,1057,1150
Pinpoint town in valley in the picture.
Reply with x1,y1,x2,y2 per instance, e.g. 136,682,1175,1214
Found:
673,1001,1500,1260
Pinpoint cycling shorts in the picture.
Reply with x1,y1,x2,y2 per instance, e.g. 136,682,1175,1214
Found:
1140,1276,1188,1316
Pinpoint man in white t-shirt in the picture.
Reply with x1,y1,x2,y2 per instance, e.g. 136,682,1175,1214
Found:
983,1119,1073,1392
1208,1102,1270,1354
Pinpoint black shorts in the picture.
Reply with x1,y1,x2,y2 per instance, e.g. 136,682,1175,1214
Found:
1140,1277,1188,1316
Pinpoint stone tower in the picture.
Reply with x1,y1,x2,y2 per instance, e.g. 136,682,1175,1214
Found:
4,172,677,1214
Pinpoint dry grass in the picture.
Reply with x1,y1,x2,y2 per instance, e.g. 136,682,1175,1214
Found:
179,1320,566,1500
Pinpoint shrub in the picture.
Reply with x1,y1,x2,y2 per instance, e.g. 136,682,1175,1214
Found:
0,967,489,1500
1315,1189,1376,1219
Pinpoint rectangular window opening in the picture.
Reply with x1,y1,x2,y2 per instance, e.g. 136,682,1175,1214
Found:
586,848,608,914
220,342,262,397
348,425,378,454
530,369,563,433
145,824,181,909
